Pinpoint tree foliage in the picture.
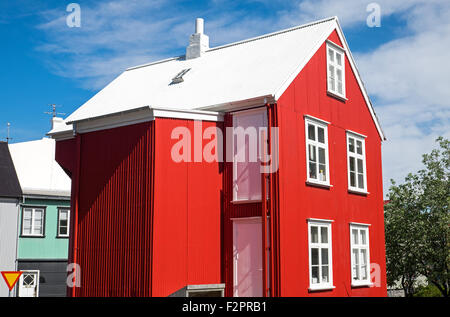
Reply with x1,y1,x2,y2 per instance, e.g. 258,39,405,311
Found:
385,137,449,297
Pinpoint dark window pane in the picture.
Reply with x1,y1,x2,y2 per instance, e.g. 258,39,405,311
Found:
358,174,364,189
311,248,319,265
350,172,356,187
356,140,363,154
357,159,364,173
349,157,355,172
348,138,355,153
318,127,325,143
308,124,315,140
321,248,329,265
309,162,317,179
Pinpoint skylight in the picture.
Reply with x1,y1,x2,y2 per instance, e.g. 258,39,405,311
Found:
171,68,191,84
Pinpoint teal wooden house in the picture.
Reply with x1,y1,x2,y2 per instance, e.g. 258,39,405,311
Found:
8,137,71,297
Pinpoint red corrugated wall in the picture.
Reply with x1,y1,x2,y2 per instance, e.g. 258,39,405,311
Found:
276,31,387,296
68,121,155,296
152,118,223,296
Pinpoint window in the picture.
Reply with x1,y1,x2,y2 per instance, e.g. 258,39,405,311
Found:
327,41,346,99
308,220,334,290
57,208,70,237
232,108,267,202
305,116,330,186
350,224,371,286
346,132,367,193
22,207,45,237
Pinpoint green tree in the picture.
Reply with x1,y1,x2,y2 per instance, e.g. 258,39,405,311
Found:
385,137,449,297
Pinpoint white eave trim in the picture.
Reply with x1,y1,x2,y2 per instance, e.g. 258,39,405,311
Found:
61,106,224,135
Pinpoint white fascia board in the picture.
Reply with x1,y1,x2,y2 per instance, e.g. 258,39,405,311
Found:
69,106,224,135
274,17,386,142
197,95,275,112
47,129,75,141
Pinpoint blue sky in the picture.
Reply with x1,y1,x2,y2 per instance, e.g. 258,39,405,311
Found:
0,0,449,195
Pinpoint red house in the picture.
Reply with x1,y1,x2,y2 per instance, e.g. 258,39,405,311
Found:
50,16,387,297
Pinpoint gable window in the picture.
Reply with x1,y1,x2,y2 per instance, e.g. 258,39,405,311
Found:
22,207,45,237
350,224,371,286
232,108,267,202
346,131,367,193
308,220,334,290
57,208,70,237
327,41,346,99
305,116,330,186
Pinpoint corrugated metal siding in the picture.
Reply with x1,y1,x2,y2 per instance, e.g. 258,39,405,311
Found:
0,198,20,297
275,30,387,296
152,118,222,296
73,121,154,296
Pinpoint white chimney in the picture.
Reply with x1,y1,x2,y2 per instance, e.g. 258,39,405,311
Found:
186,18,209,60
51,117,65,130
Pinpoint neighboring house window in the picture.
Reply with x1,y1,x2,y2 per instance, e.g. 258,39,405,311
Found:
232,108,267,202
350,224,371,286
327,41,346,99
22,207,45,237
346,131,367,193
57,208,70,237
305,116,330,186
308,220,333,290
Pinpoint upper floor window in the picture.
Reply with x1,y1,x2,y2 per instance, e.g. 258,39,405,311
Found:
350,224,371,286
346,131,367,193
22,207,45,237
232,108,267,202
305,116,330,186
57,208,70,238
327,41,346,99
308,220,334,290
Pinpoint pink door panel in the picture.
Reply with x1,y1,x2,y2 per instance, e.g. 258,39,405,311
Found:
233,217,262,297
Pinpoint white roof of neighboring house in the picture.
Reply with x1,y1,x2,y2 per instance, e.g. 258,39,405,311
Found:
8,138,71,198
59,16,385,140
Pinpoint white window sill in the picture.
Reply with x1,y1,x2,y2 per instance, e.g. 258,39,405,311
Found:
351,282,373,288
327,91,347,102
230,199,262,205
306,180,333,189
308,285,336,292
348,188,369,196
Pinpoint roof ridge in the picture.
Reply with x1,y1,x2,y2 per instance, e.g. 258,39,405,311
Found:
207,16,336,52
126,16,337,72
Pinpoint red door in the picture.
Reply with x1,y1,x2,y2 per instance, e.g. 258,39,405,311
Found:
232,217,263,297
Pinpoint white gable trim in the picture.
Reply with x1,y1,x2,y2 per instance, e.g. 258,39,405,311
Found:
273,17,386,141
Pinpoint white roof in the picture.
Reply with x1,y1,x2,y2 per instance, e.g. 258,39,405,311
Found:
8,138,71,197
63,16,385,140
66,18,337,122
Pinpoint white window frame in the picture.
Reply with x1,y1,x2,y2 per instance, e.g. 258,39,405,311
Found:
304,116,330,187
350,224,371,287
346,131,368,193
57,208,70,238
326,41,346,100
307,219,334,291
21,207,45,237
232,107,268,203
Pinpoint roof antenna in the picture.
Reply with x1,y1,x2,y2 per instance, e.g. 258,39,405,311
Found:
6,122,12,143
44,104,66,118
45,104,66,130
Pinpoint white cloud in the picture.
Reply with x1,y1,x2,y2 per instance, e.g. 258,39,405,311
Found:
352,1,450,195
